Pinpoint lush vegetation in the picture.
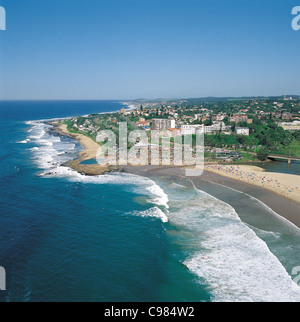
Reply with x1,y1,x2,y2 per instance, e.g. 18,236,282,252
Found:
200,117,300,158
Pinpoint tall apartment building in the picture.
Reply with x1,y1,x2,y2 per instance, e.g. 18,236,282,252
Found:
152,119,175,130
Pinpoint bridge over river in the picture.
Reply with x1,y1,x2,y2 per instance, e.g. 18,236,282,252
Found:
268,155,300,164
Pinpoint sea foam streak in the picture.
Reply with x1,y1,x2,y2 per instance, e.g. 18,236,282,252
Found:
130,207,168,223
160,181,300,302
17,139,30,144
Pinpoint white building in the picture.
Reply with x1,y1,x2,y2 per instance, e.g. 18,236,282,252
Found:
181,125,199,135
206,122,227,133
278,121,300,131
181,122,228,135
235,127,250,136
152,119,175,130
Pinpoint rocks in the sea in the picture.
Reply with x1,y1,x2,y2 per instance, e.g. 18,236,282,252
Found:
66,160,119,176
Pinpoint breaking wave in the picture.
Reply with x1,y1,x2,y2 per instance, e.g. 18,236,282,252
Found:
26,121,169,222
159,181,300,302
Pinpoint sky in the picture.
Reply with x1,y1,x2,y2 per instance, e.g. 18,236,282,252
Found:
0,0,299,100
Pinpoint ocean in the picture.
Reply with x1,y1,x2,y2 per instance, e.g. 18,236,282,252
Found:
0,100,300,302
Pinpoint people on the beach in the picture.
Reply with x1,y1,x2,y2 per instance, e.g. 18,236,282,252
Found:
205,164,299,197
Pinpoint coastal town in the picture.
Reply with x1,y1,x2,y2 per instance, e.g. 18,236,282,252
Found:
62,96,300,164
52,95,300,211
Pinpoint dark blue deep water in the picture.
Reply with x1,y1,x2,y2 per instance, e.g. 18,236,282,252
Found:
0,100,124,121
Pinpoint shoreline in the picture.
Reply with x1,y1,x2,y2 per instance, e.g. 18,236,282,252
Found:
50,121,300,228
50,122,118,175
51,122,99,161
199,170,300,229
122,165,300,229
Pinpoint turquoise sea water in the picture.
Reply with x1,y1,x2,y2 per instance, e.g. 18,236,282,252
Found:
0,101,300,302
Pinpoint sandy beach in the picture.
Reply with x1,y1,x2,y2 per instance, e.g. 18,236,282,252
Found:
51,122,117,175
52,123,99,161
204,164,300,205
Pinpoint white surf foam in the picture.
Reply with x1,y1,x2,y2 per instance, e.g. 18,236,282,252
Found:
202,178,300,236
26,121,77,170
130,206,168,223
17,139,30,144
30,147,39,152
146,184,169,210
160,182,300,302
40,167,170,222
26,120,169,222
185,222,300,302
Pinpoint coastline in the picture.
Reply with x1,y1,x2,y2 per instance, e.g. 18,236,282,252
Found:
50,122,117,175
50,121,300,228
52,123,99,160
122,165,300,229
199,170,300,229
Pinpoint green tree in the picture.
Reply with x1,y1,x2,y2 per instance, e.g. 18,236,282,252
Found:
204,119,213,126
256,148,269,161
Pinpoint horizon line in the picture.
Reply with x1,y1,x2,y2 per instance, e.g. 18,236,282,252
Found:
0,94,299,102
